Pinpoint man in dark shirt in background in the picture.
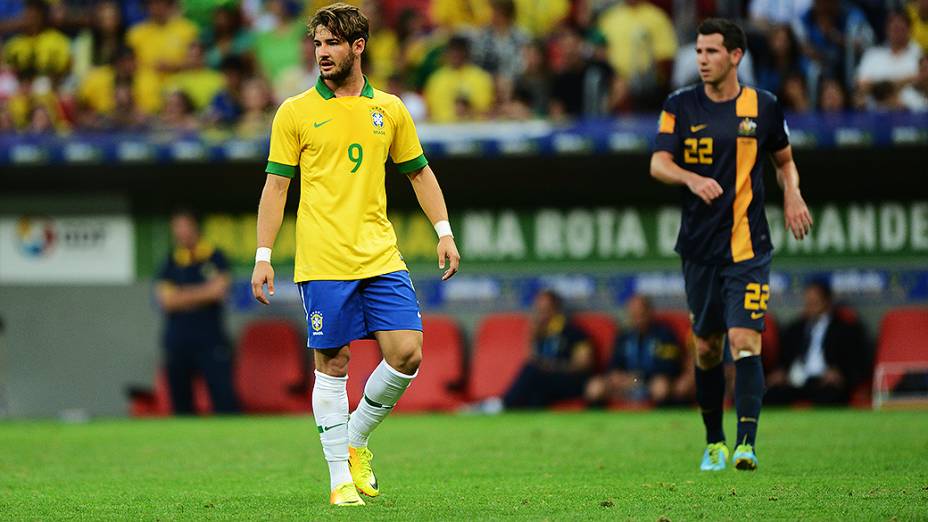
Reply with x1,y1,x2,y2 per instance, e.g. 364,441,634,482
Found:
586,295,689,406
156,209,239,414
766,280,871,405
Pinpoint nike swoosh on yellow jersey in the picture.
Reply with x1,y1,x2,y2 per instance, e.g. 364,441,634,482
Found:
314,119,333,128
750,312,765,320
690,124,708,132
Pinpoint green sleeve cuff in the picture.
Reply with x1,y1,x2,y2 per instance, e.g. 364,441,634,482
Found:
395,154,428,174
266,161,298,178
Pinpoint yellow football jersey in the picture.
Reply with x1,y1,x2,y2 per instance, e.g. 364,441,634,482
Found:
266,76,428,282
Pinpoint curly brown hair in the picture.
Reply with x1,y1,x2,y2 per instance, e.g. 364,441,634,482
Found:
308,3,369,44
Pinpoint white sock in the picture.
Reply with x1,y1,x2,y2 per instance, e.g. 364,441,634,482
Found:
312,370,352,489
348,360,417,448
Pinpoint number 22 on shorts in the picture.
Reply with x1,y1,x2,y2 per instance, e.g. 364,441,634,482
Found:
744,283,769,319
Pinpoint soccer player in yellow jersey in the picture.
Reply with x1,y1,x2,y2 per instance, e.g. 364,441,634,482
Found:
249,3,460,507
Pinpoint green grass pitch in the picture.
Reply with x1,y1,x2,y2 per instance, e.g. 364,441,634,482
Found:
1,410,926,520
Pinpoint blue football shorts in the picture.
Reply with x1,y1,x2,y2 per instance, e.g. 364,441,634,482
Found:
297,270,423,349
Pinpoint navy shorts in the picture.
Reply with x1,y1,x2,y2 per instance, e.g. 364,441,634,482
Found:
297,270,423,349
682,252,771,337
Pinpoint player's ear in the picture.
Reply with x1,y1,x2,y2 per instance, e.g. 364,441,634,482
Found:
353,38,366,56
731,47,744,67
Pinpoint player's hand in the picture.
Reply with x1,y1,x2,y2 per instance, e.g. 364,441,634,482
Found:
251,261,275,305
784,187,813,240
437,236,460,281
686,174,724,205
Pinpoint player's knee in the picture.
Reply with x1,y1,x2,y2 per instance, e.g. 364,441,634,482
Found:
315,348,350,377
728,328,761,358
385,341,422,375
694,335,724,368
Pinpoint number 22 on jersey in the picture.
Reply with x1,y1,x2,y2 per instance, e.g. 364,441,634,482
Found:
683,137,713,165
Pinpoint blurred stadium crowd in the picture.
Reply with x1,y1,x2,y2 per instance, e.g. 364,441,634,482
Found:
1,0,927,135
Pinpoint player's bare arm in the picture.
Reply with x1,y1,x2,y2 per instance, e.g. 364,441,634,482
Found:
407,164,460,280
772,145,813,240
252,174,291,304
650,151,724,205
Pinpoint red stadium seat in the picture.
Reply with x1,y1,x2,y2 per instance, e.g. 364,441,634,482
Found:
874,307,928,394
571,312,620,371
235,320,310,414
469,313,532,401
395,315,465,411
347,340,383,409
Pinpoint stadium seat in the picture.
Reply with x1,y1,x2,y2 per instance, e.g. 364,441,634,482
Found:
347,340,383,409
874,307,928,395
571,312,620,371
129,369,212,417
469,313,532,401
394,315,466,411
235,320,311,414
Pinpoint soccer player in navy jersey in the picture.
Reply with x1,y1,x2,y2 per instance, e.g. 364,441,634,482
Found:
649,18,813,471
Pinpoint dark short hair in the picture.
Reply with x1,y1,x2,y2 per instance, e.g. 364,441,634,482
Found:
805,278,833,302
309,3,369,44
537,289,564,311
490,0,516,19
697,18,747,53
447,34,471,52
170,207,202,228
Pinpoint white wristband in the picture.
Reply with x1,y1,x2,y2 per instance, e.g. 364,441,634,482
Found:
434,220,453,238
255,247,272,264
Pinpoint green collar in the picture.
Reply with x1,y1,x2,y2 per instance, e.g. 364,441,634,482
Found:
315,75,374,99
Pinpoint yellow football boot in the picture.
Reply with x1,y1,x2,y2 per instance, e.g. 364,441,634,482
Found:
329,482,365,506
348,446,379,497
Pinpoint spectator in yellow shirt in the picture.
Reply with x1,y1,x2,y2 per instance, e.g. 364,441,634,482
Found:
78,46,161,118
424,35,495,122
431,0,492,31
512,0,569,37
910,0,928,52
235,76,274,137
126,0,198,74
166,42,226,110
3,0,71,78
598,0,677,106
7,72,68,132
362,0,400,89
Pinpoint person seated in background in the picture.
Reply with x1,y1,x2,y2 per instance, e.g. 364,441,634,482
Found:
586,295,690,406
765,280,871,405
155,209,239,415
478,290,595,412
855,10,923,110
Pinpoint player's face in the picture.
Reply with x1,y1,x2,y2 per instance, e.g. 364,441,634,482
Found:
627,297,651,332
802,286,830,318
170,214,199,249
695,33,741,85
314,25,363,83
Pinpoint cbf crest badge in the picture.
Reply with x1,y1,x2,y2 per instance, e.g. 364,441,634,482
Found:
310,311,324,333
371,111,384,128
738,117,757,137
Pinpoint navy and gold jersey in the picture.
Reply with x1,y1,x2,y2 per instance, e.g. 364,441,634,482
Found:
654,85,790,265
157,242,229,344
